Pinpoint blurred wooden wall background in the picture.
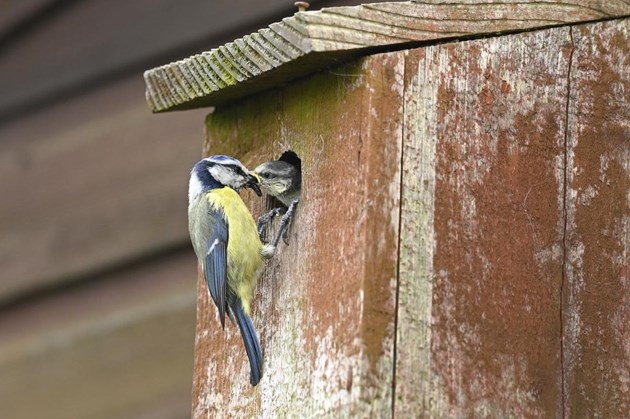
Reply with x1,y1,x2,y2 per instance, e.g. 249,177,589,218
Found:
0,1,390,418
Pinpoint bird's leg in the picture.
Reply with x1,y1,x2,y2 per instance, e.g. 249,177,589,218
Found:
260,201,299,259
271,199,299,248
282,199,300,245
257,207,285,242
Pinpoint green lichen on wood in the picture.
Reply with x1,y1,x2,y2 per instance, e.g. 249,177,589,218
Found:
204,59,364,163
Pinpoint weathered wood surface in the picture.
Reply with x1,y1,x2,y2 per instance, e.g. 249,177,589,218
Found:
195,53,404,417
0,76,206,305
192,17,629,417
0,0,389,121
397,26,571,417
0,250,197,419
144,0,630,113
396,18,629,417
563,19,629,418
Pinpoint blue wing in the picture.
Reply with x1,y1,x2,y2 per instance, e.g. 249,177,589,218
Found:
204,210,229,329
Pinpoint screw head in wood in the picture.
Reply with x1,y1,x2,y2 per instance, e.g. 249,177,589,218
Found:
294,1,309,12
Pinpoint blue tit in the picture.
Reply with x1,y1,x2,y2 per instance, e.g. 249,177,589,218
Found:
253,160,301,207
188,155,274,386
253,160,301,248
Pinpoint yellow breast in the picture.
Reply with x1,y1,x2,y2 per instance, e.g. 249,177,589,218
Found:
207,187,262,313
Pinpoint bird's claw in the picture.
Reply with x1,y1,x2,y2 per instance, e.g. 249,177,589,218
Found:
282,227,290,246
257,208,285,242
271,199,299,248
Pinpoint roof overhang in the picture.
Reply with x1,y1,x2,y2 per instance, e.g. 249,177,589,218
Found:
144,0,630,112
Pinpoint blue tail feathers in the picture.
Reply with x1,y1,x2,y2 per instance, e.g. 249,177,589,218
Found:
230,296,263,386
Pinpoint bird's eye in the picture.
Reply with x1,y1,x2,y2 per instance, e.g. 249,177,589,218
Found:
261,172,270,179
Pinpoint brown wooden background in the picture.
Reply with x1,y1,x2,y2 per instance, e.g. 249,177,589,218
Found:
0,1,397,418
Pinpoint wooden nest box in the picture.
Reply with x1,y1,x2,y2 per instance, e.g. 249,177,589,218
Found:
144,1,629,417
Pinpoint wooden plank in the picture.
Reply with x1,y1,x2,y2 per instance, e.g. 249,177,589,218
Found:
144,0,630,113
0,0,292,119
194,52,404,416
396,26,572,416
0,0,57,42
563,19,630,418
395,44,438,416
0,0,387,121
0,75,206,305
0,249,198,419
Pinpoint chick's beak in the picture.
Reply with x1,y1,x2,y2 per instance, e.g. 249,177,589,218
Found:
245,172,262,196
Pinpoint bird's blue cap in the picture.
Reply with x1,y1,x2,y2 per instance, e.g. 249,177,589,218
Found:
205,155,243,166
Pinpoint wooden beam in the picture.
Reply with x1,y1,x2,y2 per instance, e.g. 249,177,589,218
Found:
0,76,206,305
0,0,388,121
0,250,198,419
0,0,295,119
0,0,57,42
144,0,630,112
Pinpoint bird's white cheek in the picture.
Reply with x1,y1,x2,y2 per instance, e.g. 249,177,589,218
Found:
274,180,290,194
210,167,243,189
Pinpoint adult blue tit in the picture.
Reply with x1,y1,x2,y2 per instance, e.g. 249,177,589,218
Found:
253,160,301,249
188,155,273,386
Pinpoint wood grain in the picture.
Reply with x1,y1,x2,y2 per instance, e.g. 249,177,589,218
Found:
144,0,630,112
396,25,572,417
563,19,630,418
0,249,198,419
194,52,404,417
0,75,206,305
395,44,439,417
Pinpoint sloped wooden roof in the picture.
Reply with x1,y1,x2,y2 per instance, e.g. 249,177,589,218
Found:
144,0,630,112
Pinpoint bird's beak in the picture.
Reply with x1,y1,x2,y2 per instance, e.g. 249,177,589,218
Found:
245,172,262,196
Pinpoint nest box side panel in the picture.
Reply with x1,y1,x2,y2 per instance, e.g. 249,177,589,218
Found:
563,19,630,418
396,25,572,418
